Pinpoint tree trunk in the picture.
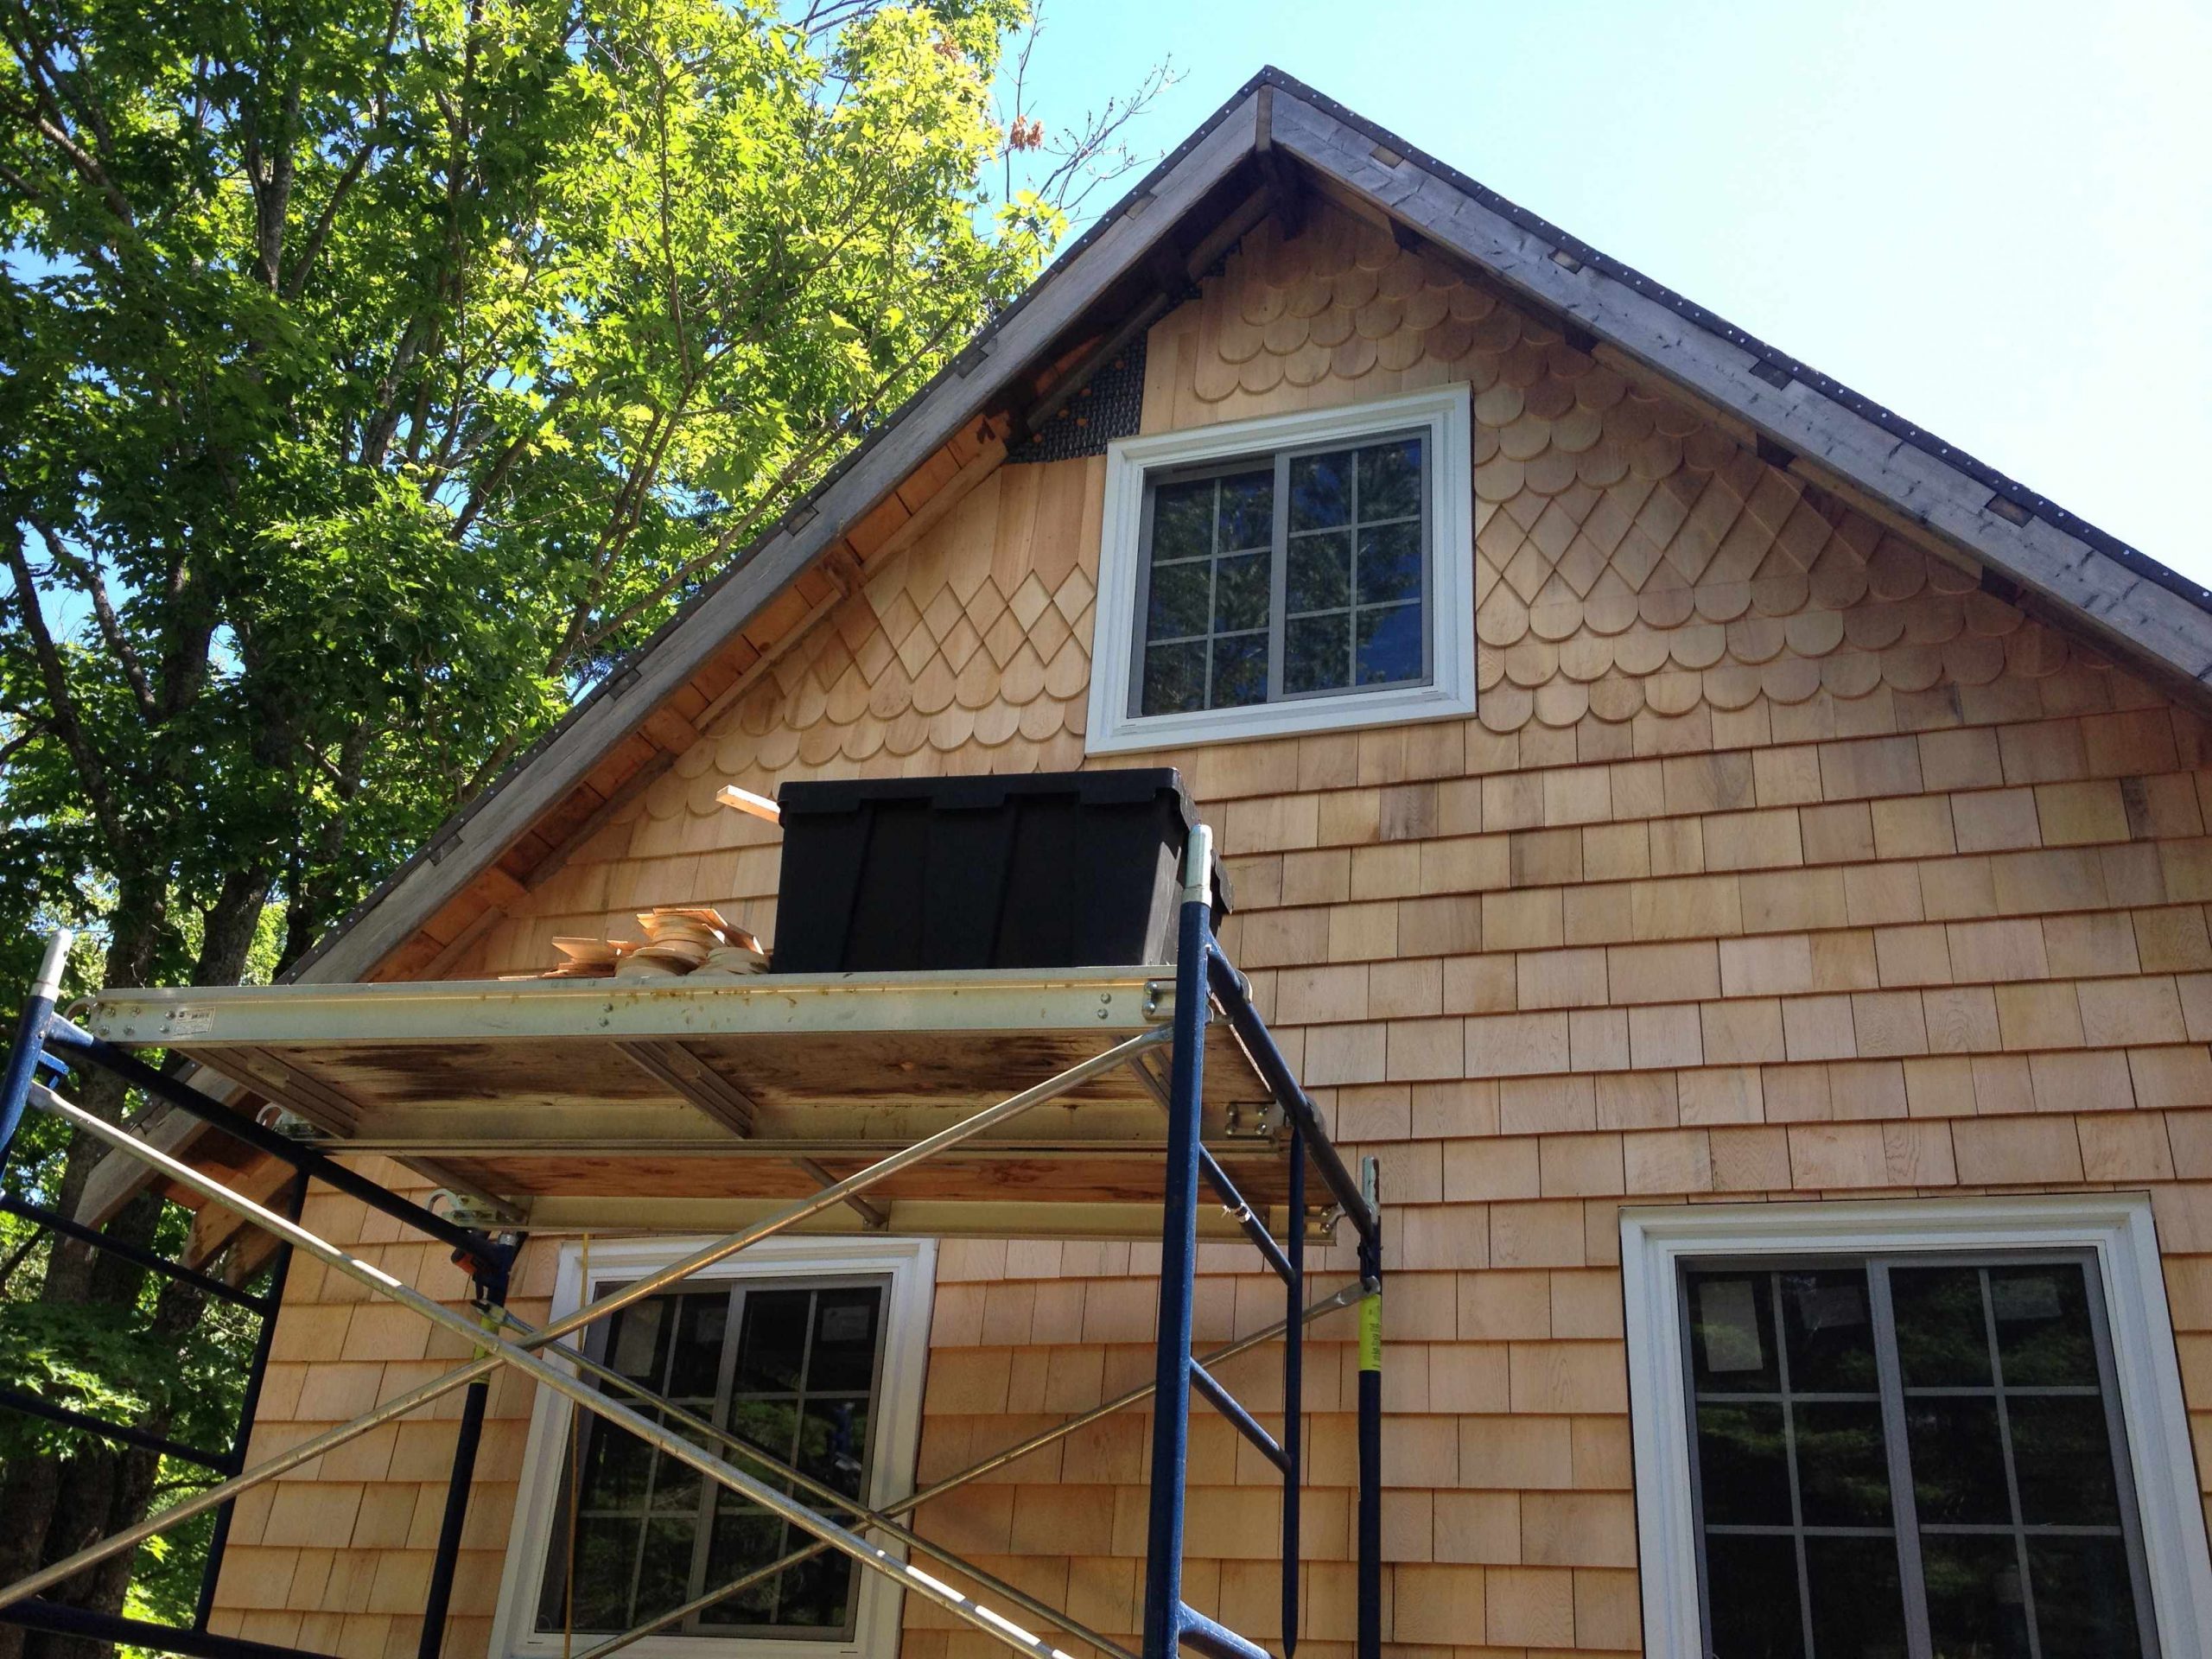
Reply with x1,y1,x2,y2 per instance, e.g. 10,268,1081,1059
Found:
0,1461,62,1659
194,868,269,988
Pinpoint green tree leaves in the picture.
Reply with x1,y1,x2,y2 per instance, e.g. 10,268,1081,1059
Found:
0,0,1074,976
0,0,1167,1629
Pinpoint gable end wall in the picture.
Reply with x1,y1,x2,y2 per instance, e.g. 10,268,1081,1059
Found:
212,202,2212,1659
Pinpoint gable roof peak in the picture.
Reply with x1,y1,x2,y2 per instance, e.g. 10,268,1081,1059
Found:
289,67,2212,989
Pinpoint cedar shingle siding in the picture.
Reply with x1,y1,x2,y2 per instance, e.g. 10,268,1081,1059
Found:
210,199,2212,1657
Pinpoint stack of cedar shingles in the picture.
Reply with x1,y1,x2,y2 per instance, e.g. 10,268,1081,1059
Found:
526,906,767,981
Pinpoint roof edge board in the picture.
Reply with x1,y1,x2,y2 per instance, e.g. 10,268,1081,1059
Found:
1265,84,2212,704
1253,72,2209,614
292,91,1266,988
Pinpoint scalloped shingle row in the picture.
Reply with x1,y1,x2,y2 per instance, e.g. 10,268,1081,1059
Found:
1173,207,2107,738
503,200,2129,964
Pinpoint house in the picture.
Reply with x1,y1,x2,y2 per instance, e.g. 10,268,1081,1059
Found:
84,67,2212,1659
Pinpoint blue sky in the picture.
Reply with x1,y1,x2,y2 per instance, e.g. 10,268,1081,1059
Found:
1008,0,2211,582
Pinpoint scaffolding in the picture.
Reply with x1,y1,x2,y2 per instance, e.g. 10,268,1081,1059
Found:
0,827,1383,1659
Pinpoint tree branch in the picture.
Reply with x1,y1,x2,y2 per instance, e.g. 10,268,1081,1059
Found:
1,526,127,848
3,0,113,159
0,1224,44,1295
0,715,48,768
0,7,136,233
283,0,405,299
0,86,137,231
568,304,967,664
449,386,577,541
35,520,156,719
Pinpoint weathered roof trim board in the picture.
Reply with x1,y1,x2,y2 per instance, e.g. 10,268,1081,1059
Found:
1259,79,2212,694
290,89,1263,988
1253,76,2209,610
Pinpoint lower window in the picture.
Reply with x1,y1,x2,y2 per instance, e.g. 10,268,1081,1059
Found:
1621,1198,2212,1659
1685,1254,2154,1657
493,1237,935,1659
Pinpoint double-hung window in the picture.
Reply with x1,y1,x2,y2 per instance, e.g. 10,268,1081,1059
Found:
494,1237,934,1659
1086,385,1475,752
1622,1198,2212,1659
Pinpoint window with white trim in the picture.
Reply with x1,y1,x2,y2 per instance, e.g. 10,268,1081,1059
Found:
1085,385,1476,753
1621,1198,2212,1659
493,1237,935,1659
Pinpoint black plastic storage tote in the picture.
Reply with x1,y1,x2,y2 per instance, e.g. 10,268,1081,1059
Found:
771,769,1228,973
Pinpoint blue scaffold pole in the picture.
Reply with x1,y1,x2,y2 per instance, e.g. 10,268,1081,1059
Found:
1281,1124,1305,1658
1141,824,1213,1659
1356,1154,1382,1659
0,931,73,1160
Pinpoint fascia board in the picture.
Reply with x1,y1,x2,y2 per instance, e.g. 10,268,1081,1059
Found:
1267,87,2212,701
295,93,1263,988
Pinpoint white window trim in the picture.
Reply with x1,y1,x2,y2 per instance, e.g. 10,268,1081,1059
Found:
1621,1194,2212,1659
488,1234,938,1659
1084,384,1476,753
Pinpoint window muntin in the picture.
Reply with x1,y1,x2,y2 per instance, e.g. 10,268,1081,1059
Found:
1137,466,1275,713
534,1277,889,1642
1681,1254,2157,1659
1130,430,1431,718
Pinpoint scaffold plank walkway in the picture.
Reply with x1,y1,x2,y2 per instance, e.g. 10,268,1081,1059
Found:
76,964,1296,1235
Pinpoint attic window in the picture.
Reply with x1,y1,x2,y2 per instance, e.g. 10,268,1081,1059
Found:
1085,385,1476,753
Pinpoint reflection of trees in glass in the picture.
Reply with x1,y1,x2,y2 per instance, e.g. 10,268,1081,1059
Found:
1141,431,1430,712
1685,1257,2148,1657
538,1279,887,1638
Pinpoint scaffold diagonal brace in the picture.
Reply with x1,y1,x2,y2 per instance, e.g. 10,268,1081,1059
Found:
564,1279,1371,1659
3,1037,1170,1659
7,1085,1071,1659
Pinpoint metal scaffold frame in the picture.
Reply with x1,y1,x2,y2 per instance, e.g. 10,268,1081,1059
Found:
0,826,1384,1659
